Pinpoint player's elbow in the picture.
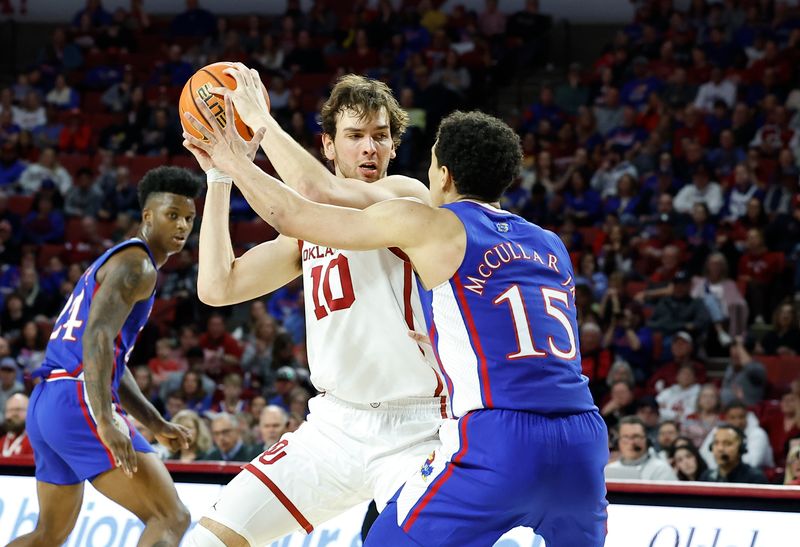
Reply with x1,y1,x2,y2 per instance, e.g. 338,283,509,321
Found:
197,283,227,307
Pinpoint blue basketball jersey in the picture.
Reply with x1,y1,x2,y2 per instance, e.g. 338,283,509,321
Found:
38,239,156,392
420,201,596,417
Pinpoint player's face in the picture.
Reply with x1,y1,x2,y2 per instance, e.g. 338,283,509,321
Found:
143,193,196,255
323,107,395,182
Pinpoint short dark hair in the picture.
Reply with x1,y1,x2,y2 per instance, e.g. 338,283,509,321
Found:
434,111,522,202
137,166,201,209
724,400,748,414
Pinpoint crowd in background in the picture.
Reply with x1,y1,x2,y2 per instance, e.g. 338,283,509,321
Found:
1,0,800,484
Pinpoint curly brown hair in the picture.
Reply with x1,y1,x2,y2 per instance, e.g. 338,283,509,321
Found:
320,74,408,147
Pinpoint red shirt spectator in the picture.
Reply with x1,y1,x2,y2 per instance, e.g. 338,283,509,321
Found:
738,230,783,285
199,314,243,380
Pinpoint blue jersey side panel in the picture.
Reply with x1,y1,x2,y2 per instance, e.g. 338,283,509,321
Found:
39,239,156,392
430,201,596,415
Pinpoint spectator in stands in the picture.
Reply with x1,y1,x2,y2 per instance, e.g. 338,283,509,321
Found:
202,412,259,462
147,338,184,385
785,444,800,486
267,277,304,342
0,143,27,188
11,91,46,132
721,337,766,407
138,108,182,156
601,380,636,429
648,271,711,343
604,302,652,381
738,228,784,323
159,248,199,326
656,420,680,460
45,74,79,111
167,409,212,463
268,366,299,413
18,147,72,195
594,87,624,137
179,369,212,415
701,401,774,471
694,65,736,112
199,313,243,378
0,393,32,458
170,0,216,37
21,190,65,245
63,167,103,217
580,321,613,399
757,301,800,356
554,63,588,116
683,384,722,448
605,416,677,480
647,331,708,395
657,364,701,421
13,321,45,374
0,357,23,424
0,293,29,343
691,252,748,343
674,165,723,216
590,144,638,199
700,424,768,484
71,0,112,28
132,364,165,416
671,443,708,481
283,29,325,74
241,316,278,391
765,390,800,467
163,390,187,421
213,372,248,415
257,404,289,450
97,165,139,220
58,111,92,153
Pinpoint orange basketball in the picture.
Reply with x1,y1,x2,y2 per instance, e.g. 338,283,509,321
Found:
178,62,270,140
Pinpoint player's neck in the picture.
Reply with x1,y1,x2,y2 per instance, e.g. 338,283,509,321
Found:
135,228,168,268
453,196,502,209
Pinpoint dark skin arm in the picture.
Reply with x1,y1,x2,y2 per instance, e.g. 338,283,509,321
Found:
83,247,157,477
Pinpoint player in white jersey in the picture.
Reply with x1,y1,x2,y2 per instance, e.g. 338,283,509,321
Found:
183,71,446,547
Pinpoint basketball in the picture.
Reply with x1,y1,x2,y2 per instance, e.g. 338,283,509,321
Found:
178,62,270,140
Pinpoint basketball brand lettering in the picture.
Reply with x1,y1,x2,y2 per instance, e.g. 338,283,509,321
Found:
197,83,226,127
303,245,336,262
464,242,560,296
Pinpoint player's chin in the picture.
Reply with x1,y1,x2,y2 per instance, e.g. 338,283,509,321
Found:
170,236,188,251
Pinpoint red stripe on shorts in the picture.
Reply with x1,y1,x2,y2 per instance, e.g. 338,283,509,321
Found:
402,413,472,533
76,382,115,467
243,463,314,534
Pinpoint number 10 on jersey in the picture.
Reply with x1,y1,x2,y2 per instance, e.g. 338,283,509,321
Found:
309,254,356,320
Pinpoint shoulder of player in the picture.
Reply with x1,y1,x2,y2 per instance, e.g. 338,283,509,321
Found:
376,175,430,203
101,247,158,298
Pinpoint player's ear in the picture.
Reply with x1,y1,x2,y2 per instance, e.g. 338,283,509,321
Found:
440,165,454,194
322,133,336,161
389,141,396,160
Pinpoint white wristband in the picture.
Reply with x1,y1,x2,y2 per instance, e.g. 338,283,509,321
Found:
206,168,233,185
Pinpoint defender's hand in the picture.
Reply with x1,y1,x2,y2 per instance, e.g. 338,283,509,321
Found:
153,420,193,452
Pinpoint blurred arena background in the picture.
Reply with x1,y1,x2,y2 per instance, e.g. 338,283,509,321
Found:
0,0,799,545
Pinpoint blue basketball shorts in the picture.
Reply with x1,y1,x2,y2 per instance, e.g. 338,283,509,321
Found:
26,376,153,485
365,409,609,547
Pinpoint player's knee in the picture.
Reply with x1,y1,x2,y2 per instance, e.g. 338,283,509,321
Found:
170,502,192,534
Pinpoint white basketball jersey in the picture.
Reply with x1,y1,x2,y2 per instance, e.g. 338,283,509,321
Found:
299,241,444,404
